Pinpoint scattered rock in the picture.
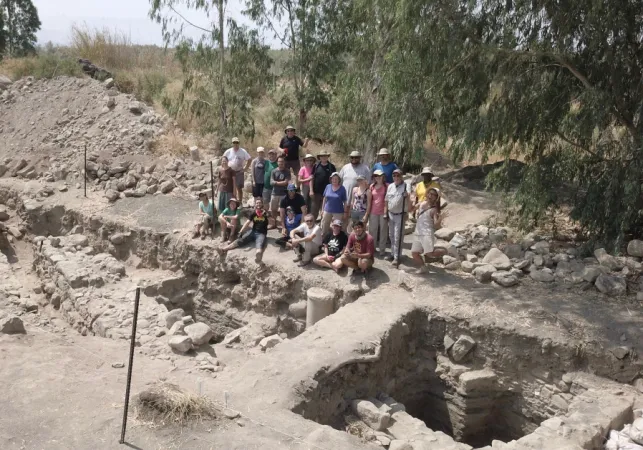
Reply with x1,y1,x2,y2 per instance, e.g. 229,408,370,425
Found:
473,264,496,282
595,274,627,296
461,261,474,273
482,248,512,270
128,101,143,114
435,228,455,241
531,241,550,255
104,78,115,88
168,335,193,353
223,409,240,419
628,240,643,258
168,321,185,336
530,269,554,282
351,399,391,431
7,226,23,239
449,233,466,248
165,308,185,329
445,261,461,271
110,233,126,245
389,441,413,450
184,322,213,346
160,180,174,194
105,189,119,202
581,266,603,283
112,362,125,369
259,334,283,351
0,206,9,221
288,301,307,318
491,271,519,287
451,335,476,362
611,346,629,360
594,248,622,271
504,244,523,259
0,315,26,334
465,254,478,263
223,329,242,346
513,260,530,270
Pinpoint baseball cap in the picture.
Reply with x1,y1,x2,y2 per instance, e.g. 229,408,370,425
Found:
392,168,403,175
331,219,343,227
330,172,341,179
256,146,265,153
287,183,297,191
231,137,240,143
268,148,277,154
373,169,385,177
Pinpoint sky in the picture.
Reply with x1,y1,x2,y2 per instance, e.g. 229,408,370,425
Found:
32,0,268,47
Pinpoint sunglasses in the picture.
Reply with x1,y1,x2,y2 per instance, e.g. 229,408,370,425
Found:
305,220,314,223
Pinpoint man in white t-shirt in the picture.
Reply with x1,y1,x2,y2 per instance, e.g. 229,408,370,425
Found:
223,137,252,201
289,214,322,266
339,150,371,196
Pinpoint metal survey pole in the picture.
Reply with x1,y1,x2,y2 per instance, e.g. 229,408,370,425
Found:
210,161,216,239
119,287,140,445
397,182,407,263
84,144,87,198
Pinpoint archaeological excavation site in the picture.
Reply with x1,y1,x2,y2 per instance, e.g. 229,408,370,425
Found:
3,75,643,450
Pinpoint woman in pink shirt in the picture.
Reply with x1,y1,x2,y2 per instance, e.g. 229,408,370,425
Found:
298,154,316,214
366,169,388,257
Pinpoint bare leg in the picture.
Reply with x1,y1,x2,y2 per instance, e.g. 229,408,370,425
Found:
412,252,425,266
313,255,333,269
341,256,359,269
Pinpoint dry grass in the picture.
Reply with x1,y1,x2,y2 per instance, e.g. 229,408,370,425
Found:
134,382,218,426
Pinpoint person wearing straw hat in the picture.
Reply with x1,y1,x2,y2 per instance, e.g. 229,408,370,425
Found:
218,197,243,243
413,166,446,215
310,150,336,221
321,172,349,236
367,169,389,257
339,150,371,199
250,147,267,199
409,187,447,274
223,137,252,202
298,153,316,213
385,168,410,267
279,125,309,185
262,149,279,225
372,148,399,184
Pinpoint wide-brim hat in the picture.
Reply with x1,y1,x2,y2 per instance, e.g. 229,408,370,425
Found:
349,151,362,158
284,125,296,132
227,197,239,206
373,169,385,177
421,166,434,175
331,219,343,227
377,148,390,156
303,153,315,161
392,168,403,175
317,150,331,158
330,172,341,180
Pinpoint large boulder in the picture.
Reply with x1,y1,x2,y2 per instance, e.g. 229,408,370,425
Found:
451,335,476,362
482,248,512,270
168,335,192,353
435,228,455,241
351,399,391,431
594,248,622,271
628,240,643,258
160,180,174,194
595,274,627,296
184,322,213,346
165,308,185,329
0,315,25,334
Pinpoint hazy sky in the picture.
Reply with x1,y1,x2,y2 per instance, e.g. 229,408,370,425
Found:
33,0,264,46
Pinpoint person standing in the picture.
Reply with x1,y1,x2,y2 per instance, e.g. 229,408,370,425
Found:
410,188,446,274
217,156,235,213
262,149,279,221
223,137,252,202
250,147,266,200
367,169,388,257
371,148,399,184
414,167,443,204
339,151,371,198
279,125,309,185
310,150,336,221
298,154,316,213
349,175,371,232
321,172,349,236
270,156,291,228
385,168,410,268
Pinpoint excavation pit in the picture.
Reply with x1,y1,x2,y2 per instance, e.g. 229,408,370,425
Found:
293,310,640,449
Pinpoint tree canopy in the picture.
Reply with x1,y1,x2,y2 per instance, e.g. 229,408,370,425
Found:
0,0,41,57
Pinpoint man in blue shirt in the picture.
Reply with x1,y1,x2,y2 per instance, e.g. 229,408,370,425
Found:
372,148,399,184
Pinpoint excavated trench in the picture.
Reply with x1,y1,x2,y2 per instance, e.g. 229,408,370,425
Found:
293,310,641,449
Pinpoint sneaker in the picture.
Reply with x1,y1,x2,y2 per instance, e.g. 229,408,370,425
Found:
379,251,386,258
409,266,429,275
385,255,394,262
392,259,400,268
298,260,311,267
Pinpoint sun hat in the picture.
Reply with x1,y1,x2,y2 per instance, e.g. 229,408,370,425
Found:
392,168,403,175
331,219,343,227
285,125,296,132
377,148,390,156
317,150,331,158
231,137,240,143
421,167,434,175
356,175,366,181
303,153,315,161
287,183,297,191
268,148,277,154
373,169,385,177
349,151,362,158
227,197,239,206
256,146,265,153
330,172,341,180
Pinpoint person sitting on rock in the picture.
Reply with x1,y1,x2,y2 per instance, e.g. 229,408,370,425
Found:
410,187,447,274
218,197,269,263
289,214,322,266
194,192,215,239
218,197,243,243
335,221,375,277
279,183,307,231
313,219,348,272
275,206,302,248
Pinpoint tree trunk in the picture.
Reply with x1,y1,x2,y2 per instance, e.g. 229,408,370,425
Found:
298,108,307,137
6,0,14,56
217,0,228,134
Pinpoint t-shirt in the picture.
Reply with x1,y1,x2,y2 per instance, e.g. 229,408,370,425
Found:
293,223,323,246
323,184,347,214
223,147,251,172
221,207,243,228
252,158,266,185
416,180,442,203
271,168,291,196
279,136,304,160
386,182,408,214
323,231,348,257
347,233,375,258
416,204,437,236
339,163,371,196
218,167,235,193
199,201,215,218
370,184,387,215
285,214,302,234
250,210,269,235
312,162,336,194
264,160,279,188
280,193,307,214
298,165,314,186
372,162,399,184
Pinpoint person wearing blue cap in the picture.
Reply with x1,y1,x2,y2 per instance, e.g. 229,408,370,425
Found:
279,183,307,232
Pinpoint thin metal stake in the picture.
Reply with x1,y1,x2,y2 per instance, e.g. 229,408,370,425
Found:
210,161,216,239
119,287,140,445
84,144,87,198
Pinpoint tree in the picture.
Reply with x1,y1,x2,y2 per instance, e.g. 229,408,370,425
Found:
244,0,344,135
150,0,273,144
0,0,41,57
332,0,643,249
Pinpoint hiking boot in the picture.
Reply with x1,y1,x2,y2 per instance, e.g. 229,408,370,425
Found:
392,259,400,268
385,255,394,262
298,260,311,267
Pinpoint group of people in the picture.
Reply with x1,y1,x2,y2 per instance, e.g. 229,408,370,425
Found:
194,125,447,275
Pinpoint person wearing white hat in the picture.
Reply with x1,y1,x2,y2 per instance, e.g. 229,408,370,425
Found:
289,214,322,266
339,150,371,197
223,137,252,202
250,147,266,199
313,219,348,271
310,150,336,221
298,153,316,213
385,168,410,267
372,148,399,184
321,172,349,236
279,125,309,185
367,169,389,257
409,187,447,274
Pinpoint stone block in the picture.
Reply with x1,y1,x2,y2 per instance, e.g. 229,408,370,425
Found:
288,301,307,318
168,335,192,353
473,264,496,282
351,399,391,431
461,261,474,273
259,334,283,350
628,240,643,258
165,308,185,329
0,315,26,334
482,248,512,270
185,322,213,346
594,248,622,271
435,228,455,241
595,274,627,296
491,271,519,287
451,335,476,362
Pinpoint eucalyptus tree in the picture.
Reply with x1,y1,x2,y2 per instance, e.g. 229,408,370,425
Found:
0,0,41,57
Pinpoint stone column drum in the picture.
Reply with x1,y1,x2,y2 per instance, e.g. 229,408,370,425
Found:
306,287,334,328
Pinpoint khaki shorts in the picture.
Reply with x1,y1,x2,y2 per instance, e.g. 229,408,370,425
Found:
411,235,435,254
270,194,285,212
342,254,374,269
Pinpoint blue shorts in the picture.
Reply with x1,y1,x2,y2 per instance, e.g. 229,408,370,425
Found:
237,230,267,249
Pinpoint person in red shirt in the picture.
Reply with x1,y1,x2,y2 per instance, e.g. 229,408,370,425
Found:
335,221,375,276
